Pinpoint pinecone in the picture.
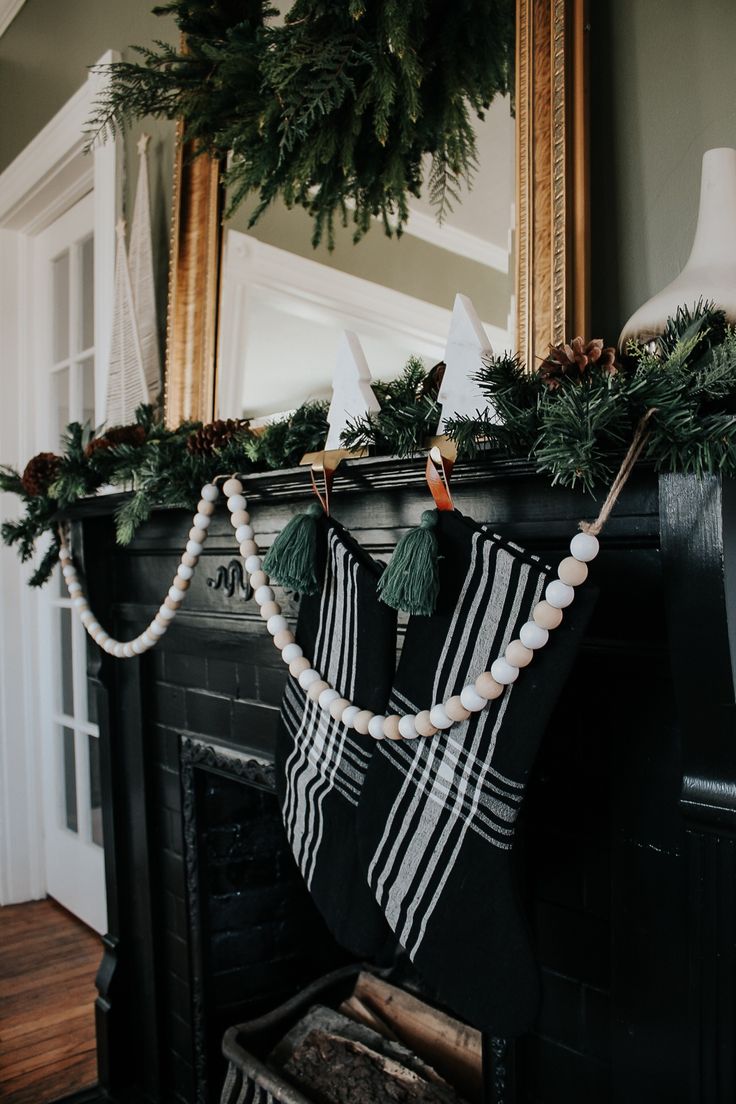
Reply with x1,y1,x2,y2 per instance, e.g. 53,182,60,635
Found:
186,419,250,457
21,452,62,496
538,337,618,389
85,423,147,458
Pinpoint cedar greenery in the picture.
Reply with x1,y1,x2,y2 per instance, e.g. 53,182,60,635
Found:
340,356,442,456
0,401,327,586
4,304,736,587
86,0,514,247
444,301,736,492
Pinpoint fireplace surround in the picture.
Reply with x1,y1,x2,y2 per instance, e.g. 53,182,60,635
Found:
70,455,736,1104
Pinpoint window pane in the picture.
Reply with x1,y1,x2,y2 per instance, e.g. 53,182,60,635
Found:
80,235,94,352
62,727,78,833
52,366,70,446
88,734,103,847
53,251,70,362
80,357,95,428
86,634,98,725
58,607,74,716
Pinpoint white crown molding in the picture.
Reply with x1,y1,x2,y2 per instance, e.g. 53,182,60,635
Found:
405,205,510,273
0,0,25,38
0,49,118,232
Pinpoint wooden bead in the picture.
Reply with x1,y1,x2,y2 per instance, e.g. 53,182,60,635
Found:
506,640,534,668
491,658,519,684
558,556,588,586
519,621,548,650
570,532,599,562
353,710,374,735
414,710,438,737
319,688,341,711
475,671,505,700
273,629,294,650
222,478,243,497
289,656,310,678
330,697,351,721
460,685,487,712
236,524,254,543
197,499,215,516
230,509,250,528
255,585,275,605
445,696,471,722
164,596,181,611
173,576,190,591
249,570,268,589
383,715,402,740
177,564,194,580
260,601,281,620
429,704,453,730
227,494,247,513
267,614,288,635
342,706,360,729
182,552,198,568
545,580,575,608
533,600,563,630
368,715,387,740
193,513,210,530
399,715,418,739
240,540,258,558
188,527,206,543
201,483,218,502
308,680,329,702
282,643,303,663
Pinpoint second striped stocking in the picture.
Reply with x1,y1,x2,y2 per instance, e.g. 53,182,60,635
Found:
357,510,596,1035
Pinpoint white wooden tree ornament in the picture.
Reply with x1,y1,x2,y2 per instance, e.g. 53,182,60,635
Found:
324,331,381,451
105,219,148,426
437,293,493,433
128,134,162,403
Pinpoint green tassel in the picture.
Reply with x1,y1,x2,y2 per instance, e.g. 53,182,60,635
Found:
263,502,322,595
378,509,440,616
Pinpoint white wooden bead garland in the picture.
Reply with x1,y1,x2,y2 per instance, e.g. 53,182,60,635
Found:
59,475,599,739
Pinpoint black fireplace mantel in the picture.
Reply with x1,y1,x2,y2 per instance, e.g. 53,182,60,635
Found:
68,455,736,1104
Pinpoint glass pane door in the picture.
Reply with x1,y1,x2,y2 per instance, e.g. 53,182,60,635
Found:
36,192,107,934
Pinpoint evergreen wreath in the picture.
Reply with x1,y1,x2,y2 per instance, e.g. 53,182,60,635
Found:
3,303,736,588
86,0,515,247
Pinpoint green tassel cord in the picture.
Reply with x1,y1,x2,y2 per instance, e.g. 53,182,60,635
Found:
262,502,323,595
378,510,440,616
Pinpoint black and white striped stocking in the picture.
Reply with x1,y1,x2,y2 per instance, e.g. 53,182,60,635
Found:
357,510,596,1035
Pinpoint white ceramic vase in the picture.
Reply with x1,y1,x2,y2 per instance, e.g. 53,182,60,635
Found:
619,147,736,348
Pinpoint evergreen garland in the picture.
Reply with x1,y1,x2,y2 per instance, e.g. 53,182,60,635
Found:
86,0,514,247
340,356,442,456
444,301,736,492
3,303,736,588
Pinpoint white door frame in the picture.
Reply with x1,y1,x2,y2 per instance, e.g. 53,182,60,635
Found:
0,51,120,906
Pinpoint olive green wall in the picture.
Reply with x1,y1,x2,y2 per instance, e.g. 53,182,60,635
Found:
590,0,736,339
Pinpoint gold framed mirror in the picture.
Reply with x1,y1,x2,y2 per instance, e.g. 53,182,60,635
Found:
164,0,589,426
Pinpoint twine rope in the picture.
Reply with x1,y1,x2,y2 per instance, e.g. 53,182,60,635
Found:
580,408,656,537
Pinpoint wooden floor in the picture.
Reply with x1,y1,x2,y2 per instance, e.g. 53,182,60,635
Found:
0,898,100,1104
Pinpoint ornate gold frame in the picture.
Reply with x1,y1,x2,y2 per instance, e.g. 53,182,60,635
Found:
164,0,589,425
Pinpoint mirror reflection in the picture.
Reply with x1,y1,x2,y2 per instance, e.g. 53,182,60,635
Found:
218,94,515,421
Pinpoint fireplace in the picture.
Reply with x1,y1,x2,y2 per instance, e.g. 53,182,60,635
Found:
75,460,736,1104
179,738,348,1102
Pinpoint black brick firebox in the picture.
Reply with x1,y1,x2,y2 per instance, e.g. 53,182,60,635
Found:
72,456,736,1104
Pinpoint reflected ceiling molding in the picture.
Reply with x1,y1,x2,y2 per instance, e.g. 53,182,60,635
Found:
404,205,510,273
0,0,25,38
217,229,511,419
